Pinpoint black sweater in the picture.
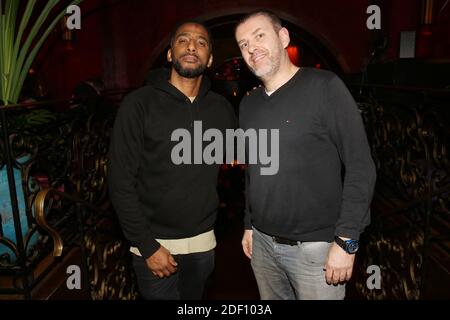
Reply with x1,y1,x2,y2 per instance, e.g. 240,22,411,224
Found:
239,68,376,241
108,69,235,259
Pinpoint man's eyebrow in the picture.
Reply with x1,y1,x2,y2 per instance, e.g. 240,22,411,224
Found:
237,28,263,45
175,32,190,39
197,35,209,43
175,32,209,43
251,28,262,36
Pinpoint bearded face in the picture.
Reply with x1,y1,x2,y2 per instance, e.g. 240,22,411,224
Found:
169,23,212,79
235,15,286,80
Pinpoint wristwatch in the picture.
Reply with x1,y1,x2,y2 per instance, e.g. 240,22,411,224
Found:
334,236,359,254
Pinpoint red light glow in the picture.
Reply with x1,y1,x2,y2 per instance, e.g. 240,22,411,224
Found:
287,45,300,66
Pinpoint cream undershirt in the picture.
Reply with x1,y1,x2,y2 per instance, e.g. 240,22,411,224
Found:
130,229,216,256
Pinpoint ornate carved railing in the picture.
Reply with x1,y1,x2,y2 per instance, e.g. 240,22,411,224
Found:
3,82,448,300
0,94,137,299
348,84,450,299
33,188,138,300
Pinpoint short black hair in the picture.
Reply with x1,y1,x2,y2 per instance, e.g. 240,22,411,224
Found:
169,19,213,50
235,10,283,34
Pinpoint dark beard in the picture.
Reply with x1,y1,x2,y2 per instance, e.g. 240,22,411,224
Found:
172,59,206,78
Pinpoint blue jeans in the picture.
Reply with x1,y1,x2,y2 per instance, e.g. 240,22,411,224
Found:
251,228,345,300
132,249,215,300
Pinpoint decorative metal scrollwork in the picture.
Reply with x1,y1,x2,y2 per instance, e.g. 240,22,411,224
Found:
353,87,449,299
1,103,138,299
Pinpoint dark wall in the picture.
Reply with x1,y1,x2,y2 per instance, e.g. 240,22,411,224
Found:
34,0,450,99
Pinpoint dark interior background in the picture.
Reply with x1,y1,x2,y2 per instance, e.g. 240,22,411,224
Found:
31,0,450,102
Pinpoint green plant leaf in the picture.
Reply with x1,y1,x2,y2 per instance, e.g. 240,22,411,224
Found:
12,0,83,103
24,109,57,127
0,13,5,104
2,0,19,100
9,0,59,102
6,0,37,102
1,0,84,104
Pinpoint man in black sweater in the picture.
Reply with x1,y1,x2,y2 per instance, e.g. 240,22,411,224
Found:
235,11,376,299
108,21,235,300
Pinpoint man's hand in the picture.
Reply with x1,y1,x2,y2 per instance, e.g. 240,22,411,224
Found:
242,229,253,259
325,240,355,285
145,245,178,278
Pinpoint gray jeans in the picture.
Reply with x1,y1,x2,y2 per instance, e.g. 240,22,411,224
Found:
251,228,345,300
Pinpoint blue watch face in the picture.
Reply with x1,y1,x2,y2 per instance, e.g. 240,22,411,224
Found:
346,240,359,253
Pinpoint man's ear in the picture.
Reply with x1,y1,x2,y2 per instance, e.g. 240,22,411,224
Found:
167,48,173,63
278,27,291,49
207,54,213,68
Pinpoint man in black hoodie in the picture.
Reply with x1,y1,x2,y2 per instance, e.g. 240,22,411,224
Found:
108,21,235,300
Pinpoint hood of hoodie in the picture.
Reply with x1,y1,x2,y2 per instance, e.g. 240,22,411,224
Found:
144,68,211,102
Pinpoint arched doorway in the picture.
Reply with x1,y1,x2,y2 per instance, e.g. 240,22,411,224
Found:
150,13,343,112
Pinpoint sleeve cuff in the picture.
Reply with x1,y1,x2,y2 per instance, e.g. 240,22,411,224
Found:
244,213,252,229
138,234,161,260
334,228,361,241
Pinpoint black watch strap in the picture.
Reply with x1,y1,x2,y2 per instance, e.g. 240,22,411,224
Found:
334,236,359,254
334,236,346,248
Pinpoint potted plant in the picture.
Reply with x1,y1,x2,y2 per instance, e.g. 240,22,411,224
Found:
0,0,82,265
1,0,82,106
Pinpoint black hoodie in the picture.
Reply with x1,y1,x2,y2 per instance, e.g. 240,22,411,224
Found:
108,69,236,259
